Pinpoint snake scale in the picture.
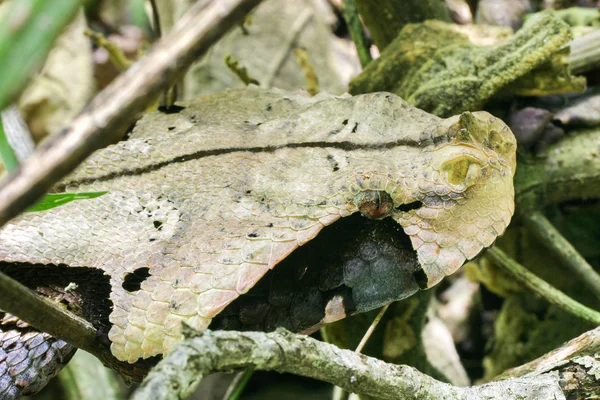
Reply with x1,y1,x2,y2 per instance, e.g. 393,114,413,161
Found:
0,88,516,397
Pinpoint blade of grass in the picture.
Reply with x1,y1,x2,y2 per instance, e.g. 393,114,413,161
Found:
1,109,107,212
26,191,108,212
0,0,82,110
341,0,372,68
355,303,390,353
224,368,255,400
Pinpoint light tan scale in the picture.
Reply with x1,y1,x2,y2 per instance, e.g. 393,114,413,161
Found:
0,88,516,363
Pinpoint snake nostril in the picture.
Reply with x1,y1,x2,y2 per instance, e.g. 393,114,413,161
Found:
122,268,151,292
396,200,423,212
355,190,394,220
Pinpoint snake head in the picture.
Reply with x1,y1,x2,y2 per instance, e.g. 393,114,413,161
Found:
395,111,517,288
450,111,517,173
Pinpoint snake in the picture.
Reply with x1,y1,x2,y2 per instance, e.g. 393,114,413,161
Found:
0,88,516,397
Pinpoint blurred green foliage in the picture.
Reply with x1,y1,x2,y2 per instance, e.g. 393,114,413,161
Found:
0,0,83,111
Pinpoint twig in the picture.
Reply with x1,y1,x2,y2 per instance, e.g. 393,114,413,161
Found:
0,270,151,383
525,211,600,300
0,0,263,229
486,247,600,325
334,303,391,400
498,326,600,379
341,0,372,68
0,271,101,359
85,30,132,71
131,328,565,400
354,303,389,353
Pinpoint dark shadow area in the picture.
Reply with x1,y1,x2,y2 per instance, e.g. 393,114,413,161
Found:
211,213,422,333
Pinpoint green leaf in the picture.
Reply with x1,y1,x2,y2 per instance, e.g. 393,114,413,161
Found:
26,192,108,212
0,0,82,111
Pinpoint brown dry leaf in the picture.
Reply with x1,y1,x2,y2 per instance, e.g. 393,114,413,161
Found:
17,10,94,143
162,0,352,97
422,309,470,386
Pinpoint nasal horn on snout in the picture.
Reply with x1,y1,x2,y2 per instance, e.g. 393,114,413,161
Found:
449,111,517,171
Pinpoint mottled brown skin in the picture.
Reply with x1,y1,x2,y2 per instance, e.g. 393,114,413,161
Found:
0,88,516,368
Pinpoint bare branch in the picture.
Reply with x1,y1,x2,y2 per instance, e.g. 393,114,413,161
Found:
131,328,565,400
499,327,600,399
500,327,600,379
0,0,263,229
0,272,98,353
0,271,150,382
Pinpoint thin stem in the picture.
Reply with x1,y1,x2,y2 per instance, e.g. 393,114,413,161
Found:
293,48,319,95
224,367,255,400
341,0,372,68
149,0,179,109
85,29,132,71
525,211,600,300
355,303,390,353
487,247,600,325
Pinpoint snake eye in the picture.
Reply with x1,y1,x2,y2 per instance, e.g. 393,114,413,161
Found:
441,155,482,186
